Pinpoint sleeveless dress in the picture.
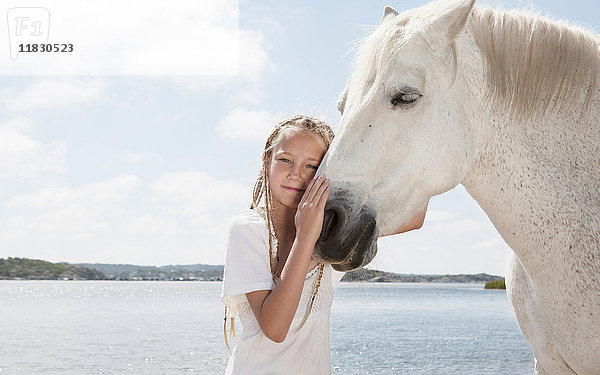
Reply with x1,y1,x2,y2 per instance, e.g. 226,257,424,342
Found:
221,208,344,375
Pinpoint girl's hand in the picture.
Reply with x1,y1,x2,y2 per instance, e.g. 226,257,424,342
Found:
294,173,330,245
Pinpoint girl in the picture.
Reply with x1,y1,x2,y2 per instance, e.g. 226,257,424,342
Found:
221,114,427,374
221,115,339,374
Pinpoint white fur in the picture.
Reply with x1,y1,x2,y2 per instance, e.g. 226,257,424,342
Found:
322,0,600,373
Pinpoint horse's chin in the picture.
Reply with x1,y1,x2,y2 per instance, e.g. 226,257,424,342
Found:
331,239,377,272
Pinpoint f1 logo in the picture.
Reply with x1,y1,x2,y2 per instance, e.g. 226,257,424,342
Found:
7,7,50,59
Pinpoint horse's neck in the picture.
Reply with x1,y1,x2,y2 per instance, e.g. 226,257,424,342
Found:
463,78,600,213
459,38,600,279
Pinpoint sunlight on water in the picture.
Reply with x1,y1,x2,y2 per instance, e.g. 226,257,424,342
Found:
330,283,532,374
0,281,532,374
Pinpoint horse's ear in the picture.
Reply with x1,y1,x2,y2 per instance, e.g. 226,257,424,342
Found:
427,0,475,42
381,5,399,24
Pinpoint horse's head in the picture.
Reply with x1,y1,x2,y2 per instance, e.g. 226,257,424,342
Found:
314,0,481,271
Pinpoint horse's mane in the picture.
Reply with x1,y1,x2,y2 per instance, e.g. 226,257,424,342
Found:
349,4,600,121
469,6,600,120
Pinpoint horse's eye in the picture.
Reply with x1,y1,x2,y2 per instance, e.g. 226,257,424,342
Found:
391,92,421,106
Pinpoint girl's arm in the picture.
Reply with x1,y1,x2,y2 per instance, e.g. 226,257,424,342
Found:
245,174,330,343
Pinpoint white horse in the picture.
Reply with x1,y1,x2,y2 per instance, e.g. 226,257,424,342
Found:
313,0,600,373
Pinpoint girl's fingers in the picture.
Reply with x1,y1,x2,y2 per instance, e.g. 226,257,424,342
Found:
312,177,329,204
299,174,318,205
317,185,330,207
306,174,327,203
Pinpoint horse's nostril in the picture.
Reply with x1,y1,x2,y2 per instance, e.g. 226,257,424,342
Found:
322,208,339,239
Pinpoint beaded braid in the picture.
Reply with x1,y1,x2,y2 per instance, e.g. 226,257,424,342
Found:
293,263,325,333
224,115,334,349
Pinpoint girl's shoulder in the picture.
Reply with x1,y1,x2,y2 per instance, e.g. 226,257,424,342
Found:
228,208,267,235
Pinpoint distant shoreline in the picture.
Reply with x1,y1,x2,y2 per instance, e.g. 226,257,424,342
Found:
1,257,503,283
0,279,500,285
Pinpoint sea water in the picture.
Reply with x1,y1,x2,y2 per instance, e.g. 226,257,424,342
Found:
0,281,533,374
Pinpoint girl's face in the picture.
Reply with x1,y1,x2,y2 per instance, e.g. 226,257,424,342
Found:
268,129,327,210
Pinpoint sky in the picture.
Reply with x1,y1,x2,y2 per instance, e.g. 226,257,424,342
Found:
0,0,598,276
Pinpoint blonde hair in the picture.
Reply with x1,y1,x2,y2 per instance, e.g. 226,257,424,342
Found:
224,115,334,350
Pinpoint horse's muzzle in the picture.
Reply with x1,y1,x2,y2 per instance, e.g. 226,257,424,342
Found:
313,192,378,271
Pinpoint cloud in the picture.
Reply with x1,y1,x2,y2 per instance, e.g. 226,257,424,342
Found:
167,28,273,93
422,210,491,234
149,170,249,215
2,78,107,112
428,218,490,234
238,30,272,84
0,171,249,265
424,209,455,223
216,105,339,142
217,107,278,140
120,215,185,236
121,152,145,163
0,116,30,131
0,117,66,181
472,238,505,249
5,174,142,210
1,175,142,254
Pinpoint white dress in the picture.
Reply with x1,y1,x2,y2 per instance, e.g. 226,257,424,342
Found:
221,208,344,375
